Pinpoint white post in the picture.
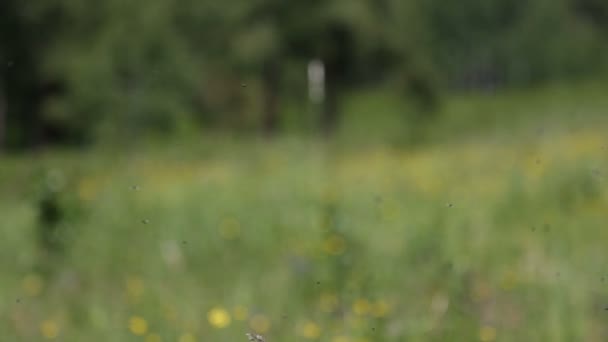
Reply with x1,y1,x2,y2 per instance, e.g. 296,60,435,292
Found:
307,59,325,105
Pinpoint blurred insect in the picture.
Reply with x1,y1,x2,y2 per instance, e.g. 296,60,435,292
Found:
246,332,265,342
142,219,149,224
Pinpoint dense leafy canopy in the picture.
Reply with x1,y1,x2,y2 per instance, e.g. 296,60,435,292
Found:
1,0,607,148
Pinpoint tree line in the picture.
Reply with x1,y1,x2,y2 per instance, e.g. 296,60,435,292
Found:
1,0,607,149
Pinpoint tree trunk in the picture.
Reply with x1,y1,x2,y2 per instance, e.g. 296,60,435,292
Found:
0,85,5,150
262,60,280,136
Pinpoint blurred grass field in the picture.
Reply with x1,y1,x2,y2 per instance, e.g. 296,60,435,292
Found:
1,83,608,341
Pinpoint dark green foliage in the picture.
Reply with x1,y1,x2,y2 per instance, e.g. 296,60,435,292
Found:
33,168,85,274
421,0,607,87
1,0,607,148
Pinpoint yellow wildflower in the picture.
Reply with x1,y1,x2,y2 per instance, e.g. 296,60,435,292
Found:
207,307,231,329
40,319,59,339
300,321,321,339
129,316,148,336
479,326,497,342
352,298,370,315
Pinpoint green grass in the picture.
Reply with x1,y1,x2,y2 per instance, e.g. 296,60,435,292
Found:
1,83,608,341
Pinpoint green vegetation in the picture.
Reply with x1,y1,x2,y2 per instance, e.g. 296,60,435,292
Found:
2,0,608,148
1,84,607,341
2,1,608,340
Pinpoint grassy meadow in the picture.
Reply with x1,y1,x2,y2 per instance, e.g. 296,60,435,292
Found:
1,83,608,341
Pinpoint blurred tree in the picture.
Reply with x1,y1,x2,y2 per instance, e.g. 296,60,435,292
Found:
34,168,84,274
0,0,57,148
0,83,5,149
53,0,206,140
1,0,607,148
223,0,300,135
573,0,608,30
226,0,440,136
421,0,607,88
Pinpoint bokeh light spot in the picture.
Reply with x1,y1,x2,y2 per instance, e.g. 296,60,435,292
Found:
207,307,231,328
300,321,321,339
40,319,59,339
129,316,148,336
479,326,497,342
